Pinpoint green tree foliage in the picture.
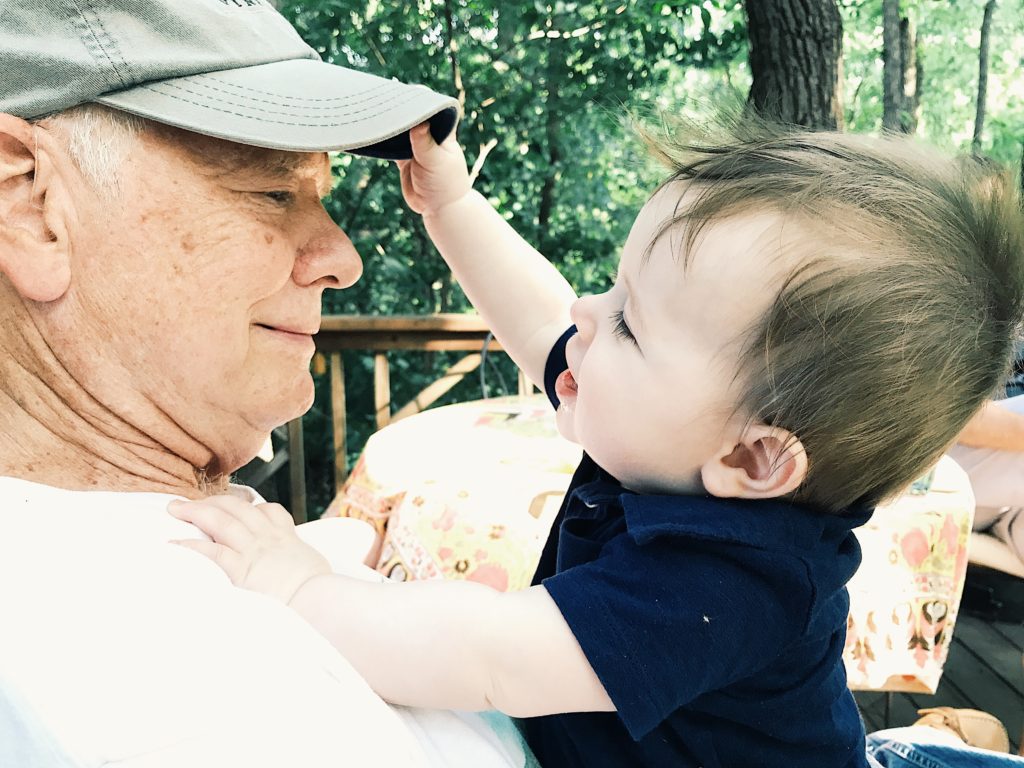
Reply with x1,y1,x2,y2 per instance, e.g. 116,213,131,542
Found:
843,0,1024,166
282,0,747,314
269,1,1022,515
276,0,748,512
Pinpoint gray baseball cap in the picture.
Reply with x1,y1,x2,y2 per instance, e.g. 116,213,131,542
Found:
0,0,459,159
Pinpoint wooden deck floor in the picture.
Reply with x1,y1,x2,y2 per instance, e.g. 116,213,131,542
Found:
855,614,1024,753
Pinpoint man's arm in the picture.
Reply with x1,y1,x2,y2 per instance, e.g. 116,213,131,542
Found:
399,125,576,388
956,399,1024,451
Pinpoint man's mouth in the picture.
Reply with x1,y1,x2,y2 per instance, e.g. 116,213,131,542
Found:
254,322,318,336
253,323,317,350
554,368,578,401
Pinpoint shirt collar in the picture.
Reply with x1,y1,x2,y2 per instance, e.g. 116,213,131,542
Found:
620,491,873,552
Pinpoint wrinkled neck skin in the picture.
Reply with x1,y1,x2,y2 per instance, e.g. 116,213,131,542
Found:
0,300,227,499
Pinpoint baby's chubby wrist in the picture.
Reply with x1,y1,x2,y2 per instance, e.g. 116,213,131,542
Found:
421,188,488,226
287,570,336,610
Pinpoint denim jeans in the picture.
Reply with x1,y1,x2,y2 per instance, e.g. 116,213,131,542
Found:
868,727,1024,768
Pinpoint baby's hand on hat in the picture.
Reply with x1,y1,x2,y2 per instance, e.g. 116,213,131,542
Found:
398,122,473,217
168,496,331,606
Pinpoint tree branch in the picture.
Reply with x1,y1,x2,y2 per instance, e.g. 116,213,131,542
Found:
973,0,998,155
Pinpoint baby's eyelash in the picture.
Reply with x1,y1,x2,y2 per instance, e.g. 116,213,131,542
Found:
610,310,639,347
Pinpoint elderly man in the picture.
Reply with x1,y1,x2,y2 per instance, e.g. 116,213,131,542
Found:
0,2,528,767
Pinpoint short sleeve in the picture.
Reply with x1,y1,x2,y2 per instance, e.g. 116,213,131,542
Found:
539,531,810,740
543,326,577,410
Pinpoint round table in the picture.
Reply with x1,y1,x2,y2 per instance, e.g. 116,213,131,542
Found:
325,395,581,592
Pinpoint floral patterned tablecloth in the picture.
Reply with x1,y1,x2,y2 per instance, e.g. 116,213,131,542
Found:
325,396,973,694
325,396,581,592
843,455,973,693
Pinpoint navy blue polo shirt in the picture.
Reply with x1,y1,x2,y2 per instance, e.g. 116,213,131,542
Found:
523,327,871,768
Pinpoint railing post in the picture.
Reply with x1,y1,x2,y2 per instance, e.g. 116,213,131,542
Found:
287,417,307,524
330,352,348,492
309,315,530,509
374,352,391,430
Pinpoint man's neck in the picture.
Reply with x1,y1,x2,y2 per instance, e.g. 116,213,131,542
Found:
0,328,225,498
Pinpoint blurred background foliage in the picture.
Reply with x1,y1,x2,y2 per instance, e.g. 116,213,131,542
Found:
270,0,1024,516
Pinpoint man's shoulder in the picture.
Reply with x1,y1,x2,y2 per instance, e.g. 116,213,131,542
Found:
0,475,188,538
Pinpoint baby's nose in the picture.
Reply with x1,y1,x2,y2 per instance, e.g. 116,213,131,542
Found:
569,294,598,340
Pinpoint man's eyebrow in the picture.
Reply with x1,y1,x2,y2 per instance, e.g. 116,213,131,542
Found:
222,151,333,195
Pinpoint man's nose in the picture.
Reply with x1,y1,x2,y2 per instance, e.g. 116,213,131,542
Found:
292,207,363,290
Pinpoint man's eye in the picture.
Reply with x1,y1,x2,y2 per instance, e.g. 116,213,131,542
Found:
262,191,295,205
610,310,639,347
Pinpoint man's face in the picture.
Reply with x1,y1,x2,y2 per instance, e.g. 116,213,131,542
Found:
43,125,361,473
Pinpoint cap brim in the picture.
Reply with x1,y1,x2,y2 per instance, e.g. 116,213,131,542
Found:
94,58,459,159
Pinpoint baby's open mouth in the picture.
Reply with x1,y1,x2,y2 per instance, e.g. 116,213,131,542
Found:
555,369,578,400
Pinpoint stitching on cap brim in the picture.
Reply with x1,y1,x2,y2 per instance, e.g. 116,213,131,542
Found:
143,78,420,122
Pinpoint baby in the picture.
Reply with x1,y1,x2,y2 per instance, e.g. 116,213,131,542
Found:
172,118,1024,768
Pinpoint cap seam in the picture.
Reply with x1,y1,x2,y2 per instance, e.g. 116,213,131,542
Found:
142,81,435,123
194,71,411,103
172,75,406,109
70,0,129,89
85,5,133,85
133,83,440,128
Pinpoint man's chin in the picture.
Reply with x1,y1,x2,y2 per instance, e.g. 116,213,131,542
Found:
264,369,317,422
221,389,314,468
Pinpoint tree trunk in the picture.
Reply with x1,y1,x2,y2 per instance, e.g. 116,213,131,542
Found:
881,0,902,131
898,18,921,134
442,0,466,115
745,0,844,130
973,0,997,155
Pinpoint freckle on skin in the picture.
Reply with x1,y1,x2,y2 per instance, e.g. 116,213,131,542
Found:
264,233,274,245
181,234,196,253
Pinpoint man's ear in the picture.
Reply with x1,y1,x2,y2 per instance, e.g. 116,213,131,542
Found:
0,114,73,302
701,422,808,500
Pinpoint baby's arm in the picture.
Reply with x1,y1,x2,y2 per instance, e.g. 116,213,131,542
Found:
399,125,577,388
170,497,614,717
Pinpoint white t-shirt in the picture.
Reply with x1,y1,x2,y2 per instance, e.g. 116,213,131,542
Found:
0,476,527,768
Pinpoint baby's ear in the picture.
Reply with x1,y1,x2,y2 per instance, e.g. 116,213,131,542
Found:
700,423,807,500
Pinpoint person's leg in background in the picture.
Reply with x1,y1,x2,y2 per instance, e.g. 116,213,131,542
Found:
867,710,1023,767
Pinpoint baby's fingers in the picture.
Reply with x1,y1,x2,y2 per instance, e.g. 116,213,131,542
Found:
258,502,299,530
398,159,424,213
171,538,248,585
168,498,260,549
408,121,437,162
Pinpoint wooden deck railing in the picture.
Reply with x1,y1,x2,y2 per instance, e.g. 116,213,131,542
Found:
259,314,525,522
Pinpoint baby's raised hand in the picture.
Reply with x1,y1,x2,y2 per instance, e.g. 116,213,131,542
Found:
398,122,473,217
168,496,330,605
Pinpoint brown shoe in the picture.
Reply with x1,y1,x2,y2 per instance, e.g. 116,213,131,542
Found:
913,707,1010,753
